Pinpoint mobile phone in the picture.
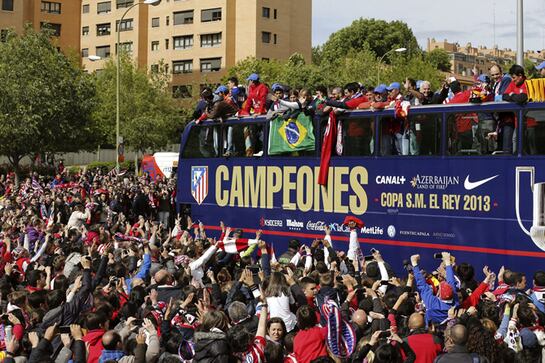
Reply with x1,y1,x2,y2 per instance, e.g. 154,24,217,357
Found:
378,331,391,338
59,326,71,334
433,253,443,259
363,255,374,262
132,319,143,326
380,281,390,286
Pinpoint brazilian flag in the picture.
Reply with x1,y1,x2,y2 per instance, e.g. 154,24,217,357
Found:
268,113,315,155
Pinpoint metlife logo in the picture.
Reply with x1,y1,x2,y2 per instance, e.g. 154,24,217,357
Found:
361,226,384,235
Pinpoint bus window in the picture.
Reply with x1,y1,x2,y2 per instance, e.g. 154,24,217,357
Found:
523,109,545,155
340,117,373,156
182,125,220,158
379,115,435,156
223,123,264,157
447,112,481,155
411,114,441,156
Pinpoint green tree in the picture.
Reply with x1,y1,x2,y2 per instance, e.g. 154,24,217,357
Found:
320,18,420,64
425,48,452,72
92,53,181,170
0,26,96,177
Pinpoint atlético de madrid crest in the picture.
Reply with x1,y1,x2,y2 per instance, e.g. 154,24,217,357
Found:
191,166,208,205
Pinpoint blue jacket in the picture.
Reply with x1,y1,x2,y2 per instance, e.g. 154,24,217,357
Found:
414,264,458,324
125,253,151,293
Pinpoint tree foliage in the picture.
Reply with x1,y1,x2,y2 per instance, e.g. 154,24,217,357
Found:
425,48,452,72
92,53,181,154
0,26,96,172
319,18,420,64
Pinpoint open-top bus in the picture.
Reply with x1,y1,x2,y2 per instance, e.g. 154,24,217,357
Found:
177,101,545,275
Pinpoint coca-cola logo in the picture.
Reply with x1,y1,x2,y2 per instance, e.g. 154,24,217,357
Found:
306,221,327,231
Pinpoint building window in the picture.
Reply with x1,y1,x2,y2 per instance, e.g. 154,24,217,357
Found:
166,16,169,26
97,1,111,14
151,40,159,51
262,31,271,44
116,42,133,54
116,18,133,32
41,1,61,14
173,35,193,50
273,9,277,19
201,8,221,22
41,23,61,36
262,57,270,62
151,17,159,27
173,85,192,98
81,48,89,58
151,64,159,73
262,7,270,18
0,29,8,42
165,38,169,49
82,26,89,36
82,4,89,13
1,0,13,11
116,0,133,8
96,23,111,36
274,34,277,44
200,57,221,72
173,10,193,25
200,33,221,48
96,45,111,58
173,60,193,74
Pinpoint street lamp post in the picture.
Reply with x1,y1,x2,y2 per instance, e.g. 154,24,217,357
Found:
116,0,161,172
377,47,407,85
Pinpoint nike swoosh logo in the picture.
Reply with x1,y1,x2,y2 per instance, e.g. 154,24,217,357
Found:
464,175,499,190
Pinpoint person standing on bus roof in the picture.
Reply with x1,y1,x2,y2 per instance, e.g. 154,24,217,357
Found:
239,73,269,116
489,65,511,101
324,82,368,110
497,64,528,154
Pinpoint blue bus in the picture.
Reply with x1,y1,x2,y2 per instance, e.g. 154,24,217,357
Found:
177,101,545,276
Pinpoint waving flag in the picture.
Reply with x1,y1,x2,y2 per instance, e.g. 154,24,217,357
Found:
268,113,315,155
217,237,258,254
318,112,337,185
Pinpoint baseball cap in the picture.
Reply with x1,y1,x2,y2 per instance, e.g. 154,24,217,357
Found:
374,84,388,94
477,75,490,84
214,85,228,94
387,82,401,91
247,73,260,81
271,83,284,92
438,281,454,300
536,61,545,70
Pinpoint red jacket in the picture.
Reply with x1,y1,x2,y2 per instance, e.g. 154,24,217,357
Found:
240,82,269,115
405,331,442,363
448,91,477,133
82,328,105,363
294,326,328,363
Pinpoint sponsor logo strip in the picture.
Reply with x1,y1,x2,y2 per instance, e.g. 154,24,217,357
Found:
204,225,545,258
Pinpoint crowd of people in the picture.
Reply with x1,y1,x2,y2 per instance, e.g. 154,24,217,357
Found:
193,62,537,158
0,167,543,363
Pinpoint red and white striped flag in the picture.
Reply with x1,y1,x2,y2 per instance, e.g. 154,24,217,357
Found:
217,237,258,254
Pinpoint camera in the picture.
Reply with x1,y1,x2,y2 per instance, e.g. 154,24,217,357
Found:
433,253,443,259
363,255,374,262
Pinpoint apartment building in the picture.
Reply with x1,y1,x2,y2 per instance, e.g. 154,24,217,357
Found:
81,0,312,98
428,38,545,86
0,0,81,53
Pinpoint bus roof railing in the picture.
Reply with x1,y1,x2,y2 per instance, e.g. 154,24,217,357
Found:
186,101,545,127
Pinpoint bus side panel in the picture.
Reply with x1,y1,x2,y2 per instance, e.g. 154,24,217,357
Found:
177,156,545,276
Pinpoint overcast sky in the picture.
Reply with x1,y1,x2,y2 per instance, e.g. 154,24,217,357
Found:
312,0,545,52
